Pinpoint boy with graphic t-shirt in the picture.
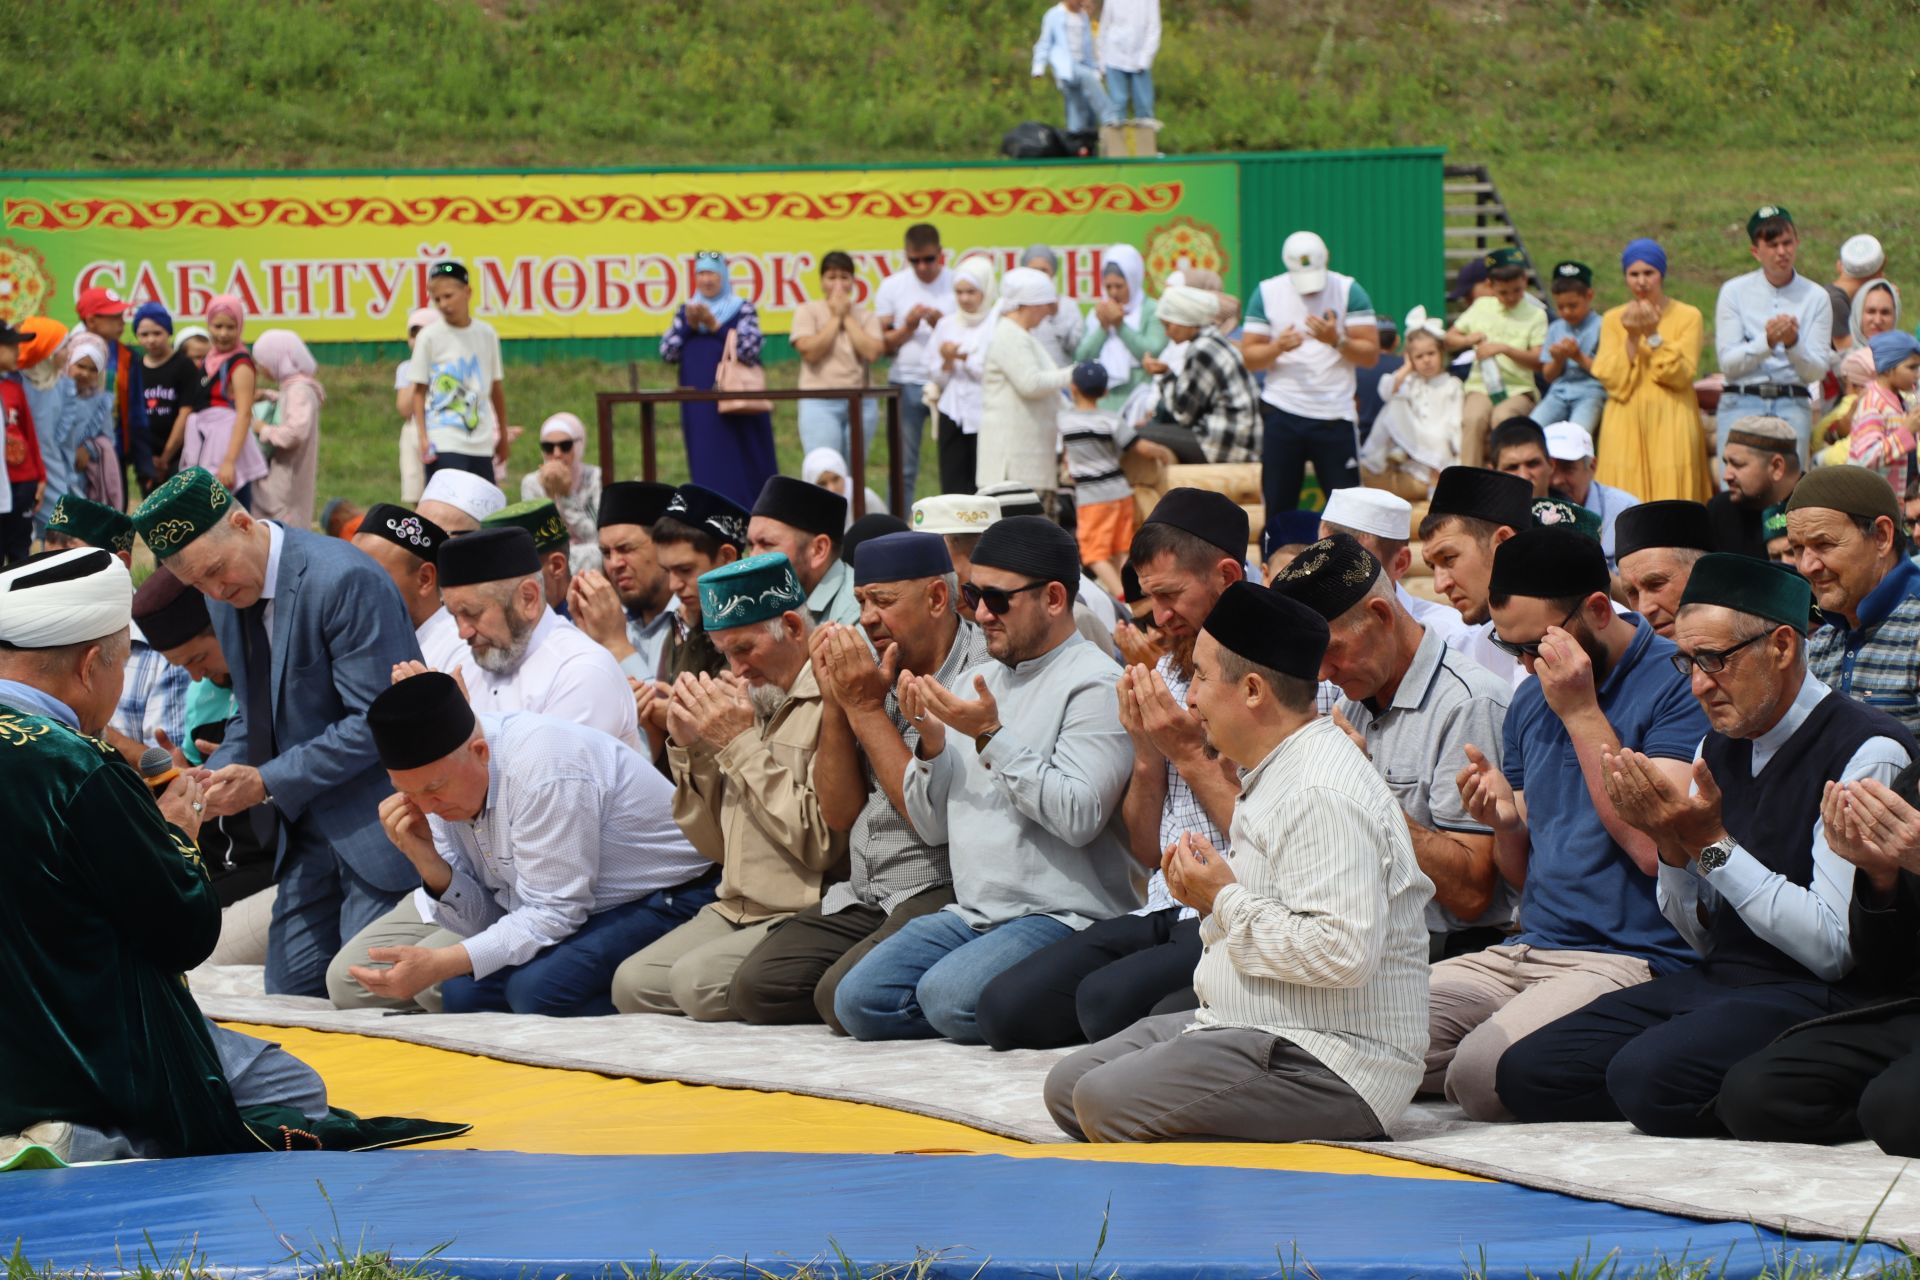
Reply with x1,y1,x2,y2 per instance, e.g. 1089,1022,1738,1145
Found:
406,262,507,481
1448,249,1548,470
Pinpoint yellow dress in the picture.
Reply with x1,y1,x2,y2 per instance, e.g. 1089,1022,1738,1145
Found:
1592,299,1712,503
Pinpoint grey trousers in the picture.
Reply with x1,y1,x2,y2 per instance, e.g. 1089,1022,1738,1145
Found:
610,904,783,1021
325,895,461,1013
1044,1011,1387,1143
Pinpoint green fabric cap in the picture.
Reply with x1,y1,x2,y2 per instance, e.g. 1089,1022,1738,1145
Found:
1762,503,1789,539
45,495,134,554
1530,497,1601,542
131,467,236,560
483,499,569,553
1484,247,1526,271
1551,260,1593,287
1747,204,1793,237
698,552,805,633
1678,552,1815,635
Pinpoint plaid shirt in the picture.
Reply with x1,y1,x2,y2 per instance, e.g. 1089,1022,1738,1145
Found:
1809,557,1920,735
1157,329,1261,464
110,633,190,751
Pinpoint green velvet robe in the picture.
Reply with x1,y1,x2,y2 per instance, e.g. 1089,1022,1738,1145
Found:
0,701,261,1157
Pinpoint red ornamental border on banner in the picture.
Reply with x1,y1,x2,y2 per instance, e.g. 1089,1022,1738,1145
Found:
2,182,1186,233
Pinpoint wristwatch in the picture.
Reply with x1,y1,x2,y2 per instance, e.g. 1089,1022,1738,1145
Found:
1646,334,1664,349
1696,835,1737,874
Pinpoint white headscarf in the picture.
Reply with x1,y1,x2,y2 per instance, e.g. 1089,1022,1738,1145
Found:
1157,285,1220,329
540,412,587,490
1097,244,1147,389
65,332,109,390
999,267,1058,308
951,254,999,328
1850,279,1902,349
0,548,132,648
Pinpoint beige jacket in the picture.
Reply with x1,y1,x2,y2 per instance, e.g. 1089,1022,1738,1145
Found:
667,662,847,923
978,315,1073,495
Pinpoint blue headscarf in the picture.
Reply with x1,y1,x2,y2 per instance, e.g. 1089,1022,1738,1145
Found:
1621,239,1668,277
1868,329,1920,374
132,300,173,335
690,251,744,330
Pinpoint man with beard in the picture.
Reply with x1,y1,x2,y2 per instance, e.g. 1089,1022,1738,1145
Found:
567,481,678,681
1709,417,1801,560
1614,500,1715,640
1417,465,1539,685
747,475,859,626
833,516,1137,1044
1430,526,1705,1119
414,468,504,535
729,532,988,1029
611,553,845,1020
484,499,575,615
350,504,462,672
975,490,1243,1051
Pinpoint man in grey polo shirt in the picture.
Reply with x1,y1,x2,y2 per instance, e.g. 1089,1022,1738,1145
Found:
1271,534,1514,959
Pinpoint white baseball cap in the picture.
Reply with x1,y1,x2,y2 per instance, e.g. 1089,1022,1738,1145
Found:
1282,231,1329,294
1543,421,1596,463
1841,234,1886,279
911,493,1002,536
419,469,507,521
1320,487,1412,540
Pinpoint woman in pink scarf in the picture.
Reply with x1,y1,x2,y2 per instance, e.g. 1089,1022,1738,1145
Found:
250,329,325,529
184,293,269,506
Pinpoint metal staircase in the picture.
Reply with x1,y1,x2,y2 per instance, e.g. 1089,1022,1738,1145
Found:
1443,163,1541,300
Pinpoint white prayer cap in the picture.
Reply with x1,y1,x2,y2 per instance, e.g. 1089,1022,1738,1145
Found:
999,267,1058,308
0,548,133,649
1841,234,1886,278
1320,488,1412,541
912,493,1002,536
419,469,506,521
1157,285,1220,329
1543,421,1596,462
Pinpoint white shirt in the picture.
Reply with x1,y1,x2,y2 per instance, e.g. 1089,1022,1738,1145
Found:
1397,584,1468,650
1714,269,1836,390
1098,0,1161,72
874,268,957,386
416,607,466,674
424,712,711,978
1452,619,1525,687
261,519,285,634
927,313,991,431
453,609,643,752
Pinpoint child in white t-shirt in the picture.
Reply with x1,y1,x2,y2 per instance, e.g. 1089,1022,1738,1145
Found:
405,261,506,482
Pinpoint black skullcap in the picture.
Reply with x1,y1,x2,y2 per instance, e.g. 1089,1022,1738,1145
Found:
600,481,677,531
1142,487,1249,558
428,261,470,285
1489,525,1610,601
1678,553,1815,636
357,503,449,562
977,483,1045,518
844,513,911,568
1614,500,1714,562
753,475,848,539
1267,534,1383,622
1201,581,1329,681
971,515,1081,591
437,527,541,588
662,483,750,551
1428,466,1535,531
130,564,212,651
368,672,477,771
855,531,952,586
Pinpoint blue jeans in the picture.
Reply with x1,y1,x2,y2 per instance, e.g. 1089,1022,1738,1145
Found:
797,395,881,464
1105,67,1155,119
441,874,718,1017
892,380,932,508
1061,66,1121,133
833,910,1074,1043
266,833,406,998
1717,391,1812,466
1535,379,1606,433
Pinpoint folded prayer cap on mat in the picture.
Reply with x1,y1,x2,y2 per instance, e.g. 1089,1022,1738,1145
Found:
1320,487,1411,541
1427,466,1535,531
358,504,450,562
912,493,1002,536
484,500,569,554
0,548,132,648
600,481,678,532
437,527,541,588
753,475,846,538
1201,580,1329,680
132,467,235,560
1679,553,1815,635
1614,500,1714,561
855,532,952,586
45,495,134,555
369,672,477,771
664,484,751,550
971,515,1081,592
131,565,213,651
1267,534,1383,623
1489,525,1609,601
699,553,806,632
419,469,507,521
1142,487,1249,557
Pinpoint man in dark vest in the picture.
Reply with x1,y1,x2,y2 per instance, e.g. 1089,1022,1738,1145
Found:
1494,554,1918,1135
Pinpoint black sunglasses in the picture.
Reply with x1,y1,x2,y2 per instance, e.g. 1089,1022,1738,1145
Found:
1489,602,1582,660
907,252,941,266
962,580,1047,616
540,439,574,454
1669,631,1768,678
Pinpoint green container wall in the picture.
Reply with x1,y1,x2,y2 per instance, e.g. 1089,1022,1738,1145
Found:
1235,148,1446,337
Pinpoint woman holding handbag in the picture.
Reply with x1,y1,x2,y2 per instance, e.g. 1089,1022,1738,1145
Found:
661,251,778,507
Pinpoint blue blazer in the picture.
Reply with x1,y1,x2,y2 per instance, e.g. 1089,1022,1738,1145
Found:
208,527,423,892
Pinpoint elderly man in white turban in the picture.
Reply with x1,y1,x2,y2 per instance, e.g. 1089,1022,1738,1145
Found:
1149,284,1262,466
980,267,1076,508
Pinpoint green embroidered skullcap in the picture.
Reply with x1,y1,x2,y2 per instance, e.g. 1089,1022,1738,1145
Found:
1529,496,1602,543
1762,503,1789,541
1679,552,1814,635
1484,247,1527,271
131,467,235,560
1747,204,1793,238
483,499,569,554
46,495,134,555
698,552,805,633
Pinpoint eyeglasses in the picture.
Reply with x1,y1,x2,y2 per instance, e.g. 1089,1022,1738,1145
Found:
1489,603,1582,660
962,580,1048,616
907,253,941,266
1669,631,1767,678
540,439,574,454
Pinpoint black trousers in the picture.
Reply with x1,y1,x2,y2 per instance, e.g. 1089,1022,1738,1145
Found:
936,413,977,497
1,480,37,568
1718,1004,1920,1155
1260,402,1358,551
974,908,1201,1052
726,886,955,1033
1495,965,1847,1136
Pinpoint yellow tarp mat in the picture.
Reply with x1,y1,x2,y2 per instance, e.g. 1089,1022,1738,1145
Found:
226,1022,1479,1182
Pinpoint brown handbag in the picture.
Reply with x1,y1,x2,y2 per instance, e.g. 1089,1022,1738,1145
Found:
716,328,772,415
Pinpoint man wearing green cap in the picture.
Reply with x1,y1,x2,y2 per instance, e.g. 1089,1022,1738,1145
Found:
1447,247,1548,469
483,498,574,614
1786,464,1920,734
131,467,423,996
611,552,845,1021
1714,206,1836,463
1497,553,1916,1136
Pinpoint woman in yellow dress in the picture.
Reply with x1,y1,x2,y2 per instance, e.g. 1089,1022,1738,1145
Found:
1593,239,1712,502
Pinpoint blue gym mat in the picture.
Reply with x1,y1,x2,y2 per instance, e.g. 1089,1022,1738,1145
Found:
0,1150,1887,1279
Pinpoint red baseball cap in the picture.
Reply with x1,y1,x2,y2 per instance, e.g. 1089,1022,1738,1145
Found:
75,287,129,320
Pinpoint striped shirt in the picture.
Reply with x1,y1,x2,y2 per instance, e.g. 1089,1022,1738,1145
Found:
1059,408,1136,506
1809,556,1920,735
110,624,190,751
1191,716,1435,1131
823,620,992,916
1139,655,1228,918
425,712,712,978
